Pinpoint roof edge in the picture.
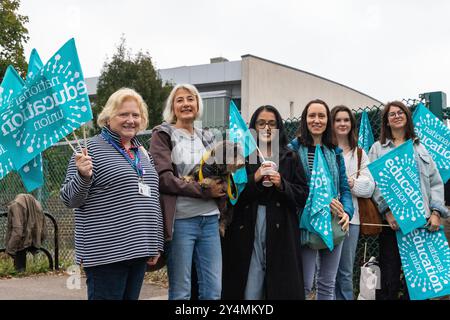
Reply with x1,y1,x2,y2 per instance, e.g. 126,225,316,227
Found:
241,54,383,105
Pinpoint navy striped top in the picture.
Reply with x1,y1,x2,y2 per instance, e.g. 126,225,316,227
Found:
60,127,164,267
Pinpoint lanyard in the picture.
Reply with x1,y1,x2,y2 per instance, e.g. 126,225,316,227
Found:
102,132,144,178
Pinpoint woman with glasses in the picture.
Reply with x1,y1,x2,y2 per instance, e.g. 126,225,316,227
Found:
289,99,354,300
221,105,309,300
369,101,448,300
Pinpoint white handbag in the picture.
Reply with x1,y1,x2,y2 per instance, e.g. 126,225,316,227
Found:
357,256,381,300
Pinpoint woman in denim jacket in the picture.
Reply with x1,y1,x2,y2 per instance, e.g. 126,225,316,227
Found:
289,99,354,300
369,101,448,300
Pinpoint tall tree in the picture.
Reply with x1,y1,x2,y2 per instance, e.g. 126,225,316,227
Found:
95,36,173,132
0,0,29,80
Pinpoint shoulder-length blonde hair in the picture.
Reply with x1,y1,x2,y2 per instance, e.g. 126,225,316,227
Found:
97,88,149,131
162,84,203,124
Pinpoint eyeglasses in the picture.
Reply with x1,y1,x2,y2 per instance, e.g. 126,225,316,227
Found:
256,120,277,129
387,110,405,118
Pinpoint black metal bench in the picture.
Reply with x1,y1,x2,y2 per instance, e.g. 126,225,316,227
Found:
0,210,59,271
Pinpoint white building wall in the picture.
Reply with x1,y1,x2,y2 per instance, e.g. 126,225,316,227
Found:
241,55,382,121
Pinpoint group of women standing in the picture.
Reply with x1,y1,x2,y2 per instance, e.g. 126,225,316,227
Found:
61,83,448,300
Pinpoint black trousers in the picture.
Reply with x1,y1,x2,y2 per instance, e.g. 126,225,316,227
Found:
376,225,409,300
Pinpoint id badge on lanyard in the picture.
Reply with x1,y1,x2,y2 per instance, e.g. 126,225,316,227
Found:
138,178,152,198
103,132,152,198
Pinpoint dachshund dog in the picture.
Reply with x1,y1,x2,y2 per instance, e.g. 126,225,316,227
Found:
182,140,245,236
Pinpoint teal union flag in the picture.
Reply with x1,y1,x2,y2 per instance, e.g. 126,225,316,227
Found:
0,50,46,191
17,49,46,191
0,38,93,170
228,100,257,158
397,227,450,300
300,145,336,250
358,111,374,154
368,140,427,235
228,100,257,205
413,103,450,183
0,65,26,179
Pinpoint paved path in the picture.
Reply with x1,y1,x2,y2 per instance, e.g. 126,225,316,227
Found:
0,274,168,300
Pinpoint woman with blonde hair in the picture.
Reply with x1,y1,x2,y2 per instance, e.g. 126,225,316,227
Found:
150,84,226,300
61,88,164,300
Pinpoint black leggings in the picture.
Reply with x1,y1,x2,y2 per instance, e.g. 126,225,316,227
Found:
376,225,409,300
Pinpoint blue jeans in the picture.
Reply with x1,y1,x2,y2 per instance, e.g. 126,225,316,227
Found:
166,215,222,300
301,242,343,300
335,224,360,300
84,257,148,300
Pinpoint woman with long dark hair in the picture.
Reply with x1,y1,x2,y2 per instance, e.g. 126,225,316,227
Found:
369,101,448,300
221,105,308,300
289,99,354,300
331,105,375,300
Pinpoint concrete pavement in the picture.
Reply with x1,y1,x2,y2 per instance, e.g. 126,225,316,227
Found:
0,273,168,300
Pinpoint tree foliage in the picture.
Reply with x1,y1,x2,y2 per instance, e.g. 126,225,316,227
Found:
95,36,173,132
0,0,29,80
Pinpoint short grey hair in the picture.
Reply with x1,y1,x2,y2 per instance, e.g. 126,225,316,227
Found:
162,84,203,124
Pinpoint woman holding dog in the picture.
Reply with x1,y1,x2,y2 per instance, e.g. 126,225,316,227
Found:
369,101,448,300
150,84,226,300
289,99,353,300
221,105,309,300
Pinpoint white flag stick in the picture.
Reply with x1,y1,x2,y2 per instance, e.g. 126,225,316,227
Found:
349,164,368,177
363,242,367,263
73,131,83,152
83,126,88,154
362,223,391,227
63,136,78,154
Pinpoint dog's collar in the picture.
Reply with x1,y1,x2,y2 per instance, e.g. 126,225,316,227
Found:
198,151,238,201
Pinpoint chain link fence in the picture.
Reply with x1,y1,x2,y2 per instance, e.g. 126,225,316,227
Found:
0,97,428,293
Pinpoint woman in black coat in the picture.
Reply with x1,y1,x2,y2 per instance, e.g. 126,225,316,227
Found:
221,105,309,300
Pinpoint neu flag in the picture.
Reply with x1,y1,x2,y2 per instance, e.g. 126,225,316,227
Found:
0,50,46,191
368,140,427,235
413,103,450,183
358,111,374,154
300,145,336,250
17,49,46,192
228,100,257,205
396,227,450,300
27,49,44,80
0,38,93,170
0,66,26,179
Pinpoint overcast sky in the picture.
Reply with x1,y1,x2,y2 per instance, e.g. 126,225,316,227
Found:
19,0,450,103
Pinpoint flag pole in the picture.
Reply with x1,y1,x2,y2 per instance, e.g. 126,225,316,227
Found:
349,164,368,177
63,136,78,154
362,223,391,227
255,145,266,163
73,131,83,152
83,125,88,155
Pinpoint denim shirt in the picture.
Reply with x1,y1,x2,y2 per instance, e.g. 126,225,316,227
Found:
368,139,448,218
289,138,354,219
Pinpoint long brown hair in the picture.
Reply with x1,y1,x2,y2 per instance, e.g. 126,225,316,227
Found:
331,105,358,151
297,99,334,148
380,101,417,144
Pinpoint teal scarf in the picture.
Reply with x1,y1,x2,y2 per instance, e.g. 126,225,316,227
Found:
290,138,340,197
